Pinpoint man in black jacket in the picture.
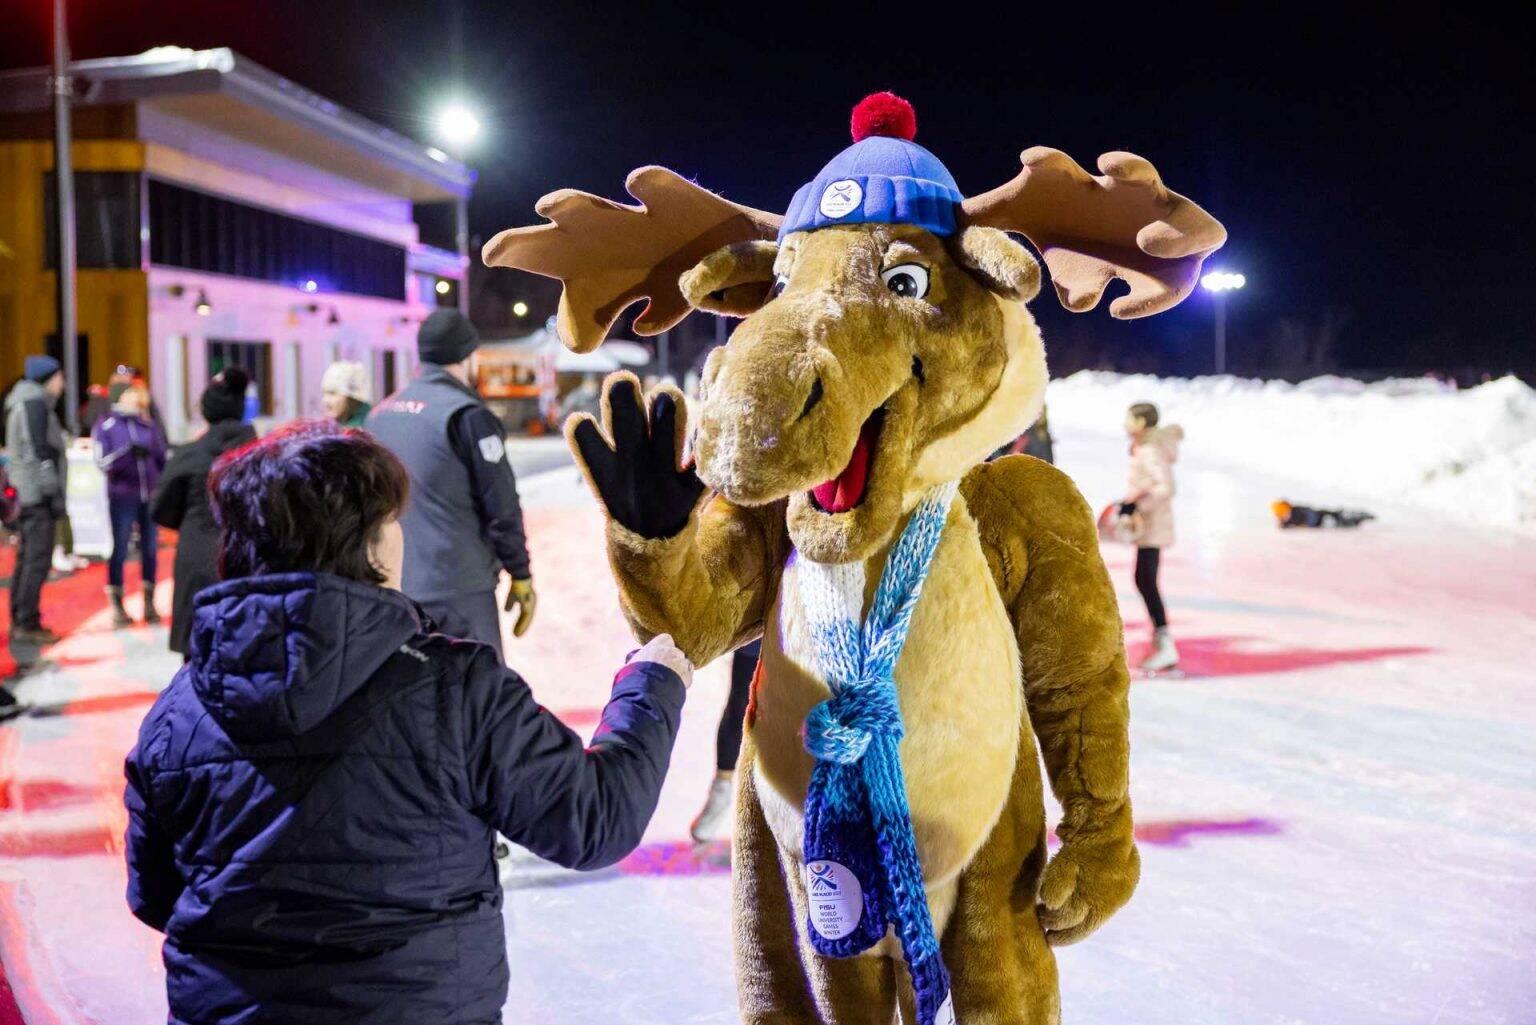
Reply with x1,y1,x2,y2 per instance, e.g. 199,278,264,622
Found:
368,310,534,660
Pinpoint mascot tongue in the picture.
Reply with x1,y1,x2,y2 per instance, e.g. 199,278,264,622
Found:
812,418,879,513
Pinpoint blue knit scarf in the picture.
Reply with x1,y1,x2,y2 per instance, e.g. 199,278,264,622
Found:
797,480,959,1025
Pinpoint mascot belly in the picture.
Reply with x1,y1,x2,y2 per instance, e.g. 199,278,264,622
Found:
752,496,1023,943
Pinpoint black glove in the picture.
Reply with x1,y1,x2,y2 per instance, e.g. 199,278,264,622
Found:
49,494,67,518
131,443,150,457
1118,501,1138,516
569,375,705,540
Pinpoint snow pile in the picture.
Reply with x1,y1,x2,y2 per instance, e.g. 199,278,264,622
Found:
1046,372,1536,529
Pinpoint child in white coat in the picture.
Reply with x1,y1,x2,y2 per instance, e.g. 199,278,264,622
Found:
1122,402,1184,671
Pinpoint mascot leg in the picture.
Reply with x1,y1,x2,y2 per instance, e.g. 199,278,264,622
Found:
941,730,1060,1025
734,734,900,1024
734,737,820,1022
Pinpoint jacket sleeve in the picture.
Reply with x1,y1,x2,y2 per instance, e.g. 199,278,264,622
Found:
447,405,532,579
1133,448,1172,503
124,753,185,932
150,457,190,529
93,418,131,472
457,648,686,870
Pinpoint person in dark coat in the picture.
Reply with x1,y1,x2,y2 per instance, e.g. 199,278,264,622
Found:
367,310,536,661
149,368,255,655
93,381,169,625
124,421,690,1025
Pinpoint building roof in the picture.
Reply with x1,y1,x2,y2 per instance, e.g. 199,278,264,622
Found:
0,47,474,201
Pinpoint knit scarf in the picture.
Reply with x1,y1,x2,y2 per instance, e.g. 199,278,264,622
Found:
796,480,959,1025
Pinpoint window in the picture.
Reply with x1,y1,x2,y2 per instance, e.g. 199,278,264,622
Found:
148,180,406,300
44,172,141,270
206,339,272,416
376,349,399,399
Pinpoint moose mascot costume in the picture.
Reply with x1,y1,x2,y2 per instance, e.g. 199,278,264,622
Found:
486,93,1224,1025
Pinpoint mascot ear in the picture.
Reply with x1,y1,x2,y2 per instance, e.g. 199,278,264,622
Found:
952,226,1041,303
680,241,780,317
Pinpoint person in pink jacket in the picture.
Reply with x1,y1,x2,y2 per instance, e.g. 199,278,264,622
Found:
1121,402,1184,671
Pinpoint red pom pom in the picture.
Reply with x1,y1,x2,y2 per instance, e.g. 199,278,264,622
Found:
850,92,916,142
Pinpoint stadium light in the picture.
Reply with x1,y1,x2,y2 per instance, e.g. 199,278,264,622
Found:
1200,269,1246,374
435,102,482,150
512,301,529,318
1201,271,1247,293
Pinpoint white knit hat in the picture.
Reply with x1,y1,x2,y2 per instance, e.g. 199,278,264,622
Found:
320,360,371,402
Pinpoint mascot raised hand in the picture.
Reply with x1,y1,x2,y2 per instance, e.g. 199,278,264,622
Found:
485,92,1223,1025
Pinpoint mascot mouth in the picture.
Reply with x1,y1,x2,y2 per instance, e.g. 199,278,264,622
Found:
809,407,886,514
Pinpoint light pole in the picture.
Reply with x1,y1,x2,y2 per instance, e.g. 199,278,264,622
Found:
51,0,79,431
1200,270,1246,376
434,102,482,151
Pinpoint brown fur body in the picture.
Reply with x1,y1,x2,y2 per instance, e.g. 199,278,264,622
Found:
607,449,1134,1024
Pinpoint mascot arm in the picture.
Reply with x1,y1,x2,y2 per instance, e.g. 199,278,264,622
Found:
606,493,786,665
568,372,787,664
965,457,1139,946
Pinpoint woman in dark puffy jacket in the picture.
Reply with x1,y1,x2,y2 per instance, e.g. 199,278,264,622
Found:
150,369,255,654
125,421,691,1025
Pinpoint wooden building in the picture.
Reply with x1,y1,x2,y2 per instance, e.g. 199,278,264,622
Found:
0,46,473,440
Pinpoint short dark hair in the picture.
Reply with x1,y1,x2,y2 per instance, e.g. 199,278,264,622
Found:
210,420,409,585
1129,402,1159,428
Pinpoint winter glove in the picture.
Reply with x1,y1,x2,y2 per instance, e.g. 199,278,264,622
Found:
48,493,67,518
568,374,706,540
503,577,537,637
131,443,150,458
625,632,693,688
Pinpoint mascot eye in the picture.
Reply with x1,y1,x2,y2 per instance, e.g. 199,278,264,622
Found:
881,263,930,300
770,274,789,298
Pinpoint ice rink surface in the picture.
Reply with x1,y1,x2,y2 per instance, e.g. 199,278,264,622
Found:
1,426,1532,1024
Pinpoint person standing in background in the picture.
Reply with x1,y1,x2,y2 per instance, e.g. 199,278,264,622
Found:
1121,401,1183,672
319,360,372,428
3,356,69,647
93,382,168,626
151,368,256,656
367,310,536,659
689,638,761,843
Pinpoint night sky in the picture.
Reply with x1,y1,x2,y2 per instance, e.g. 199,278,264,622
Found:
3,3,1531,379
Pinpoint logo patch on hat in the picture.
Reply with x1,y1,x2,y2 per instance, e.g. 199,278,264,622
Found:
818,179,863,219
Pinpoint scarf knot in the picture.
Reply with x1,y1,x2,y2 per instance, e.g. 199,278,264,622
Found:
803,676,903,764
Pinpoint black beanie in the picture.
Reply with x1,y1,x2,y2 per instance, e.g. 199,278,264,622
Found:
417,309,480,365
200,366,249,423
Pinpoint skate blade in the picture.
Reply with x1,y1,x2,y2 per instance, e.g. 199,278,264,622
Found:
1135,666,1186,679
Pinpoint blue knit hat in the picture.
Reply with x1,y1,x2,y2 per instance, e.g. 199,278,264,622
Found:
779,93,962,241
24,354,61,382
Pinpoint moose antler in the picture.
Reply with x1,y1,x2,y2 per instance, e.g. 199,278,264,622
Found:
962,148,1226,319
482,167,782,352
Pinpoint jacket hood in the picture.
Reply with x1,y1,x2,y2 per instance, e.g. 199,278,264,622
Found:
5,378,46,410
1140,424,1184,462
187,572,422,741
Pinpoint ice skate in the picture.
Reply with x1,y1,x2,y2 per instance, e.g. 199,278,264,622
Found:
0,686,30,723
689,772,734,844
1139,627,1180,675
